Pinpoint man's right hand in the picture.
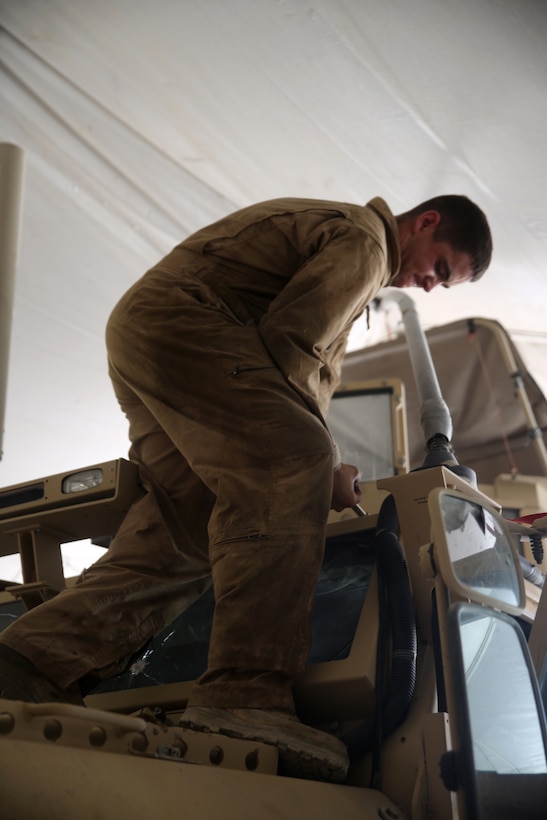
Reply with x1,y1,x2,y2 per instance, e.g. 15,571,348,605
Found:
331,463,362,512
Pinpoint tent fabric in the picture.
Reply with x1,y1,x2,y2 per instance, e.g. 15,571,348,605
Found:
341,318,547,483
1,1,547,491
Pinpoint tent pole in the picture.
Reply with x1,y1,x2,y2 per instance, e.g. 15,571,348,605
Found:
0,143,25,460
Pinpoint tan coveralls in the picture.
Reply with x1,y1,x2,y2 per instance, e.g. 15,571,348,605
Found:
1,197,400,710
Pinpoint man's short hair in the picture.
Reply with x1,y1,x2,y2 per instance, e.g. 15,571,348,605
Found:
400,195,493,281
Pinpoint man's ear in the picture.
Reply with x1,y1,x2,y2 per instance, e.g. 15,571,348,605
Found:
414,209,441,233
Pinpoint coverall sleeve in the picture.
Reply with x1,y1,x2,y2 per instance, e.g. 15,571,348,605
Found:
257,219,389,422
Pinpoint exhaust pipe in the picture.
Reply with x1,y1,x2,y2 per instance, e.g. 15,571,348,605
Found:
378,288,476,485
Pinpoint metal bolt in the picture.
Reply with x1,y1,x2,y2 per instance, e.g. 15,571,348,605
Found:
129,733,148,752
0,712,14,734
89,726,107,747
43,719,62,741
209,745,224,765
245,749,259,771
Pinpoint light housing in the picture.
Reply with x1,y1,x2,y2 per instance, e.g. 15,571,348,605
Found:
62,468,104,494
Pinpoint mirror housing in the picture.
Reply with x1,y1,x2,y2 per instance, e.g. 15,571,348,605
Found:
428,488,525,614
445,602,547,819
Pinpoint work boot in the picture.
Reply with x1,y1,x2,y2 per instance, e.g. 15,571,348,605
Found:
0,644,85,706
178,706,349,783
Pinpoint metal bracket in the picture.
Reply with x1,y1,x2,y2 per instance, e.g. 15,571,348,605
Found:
4,525,68,609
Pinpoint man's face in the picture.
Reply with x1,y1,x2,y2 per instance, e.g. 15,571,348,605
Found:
391,211,474,292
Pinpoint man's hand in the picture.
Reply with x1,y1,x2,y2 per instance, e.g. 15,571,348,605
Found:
331,463,362,512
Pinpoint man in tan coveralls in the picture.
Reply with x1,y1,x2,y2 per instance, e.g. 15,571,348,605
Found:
0,194,492,781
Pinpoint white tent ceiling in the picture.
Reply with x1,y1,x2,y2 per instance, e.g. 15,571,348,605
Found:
1,0,547,491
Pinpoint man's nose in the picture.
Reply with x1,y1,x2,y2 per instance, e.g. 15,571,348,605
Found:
422,275,438,293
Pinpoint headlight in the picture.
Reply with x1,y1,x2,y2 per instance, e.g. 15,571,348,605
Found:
62,468,104,493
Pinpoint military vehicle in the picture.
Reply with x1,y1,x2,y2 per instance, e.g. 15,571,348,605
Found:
1,297,546,819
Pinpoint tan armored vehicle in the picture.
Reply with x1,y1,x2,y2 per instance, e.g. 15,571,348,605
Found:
1,312,546,819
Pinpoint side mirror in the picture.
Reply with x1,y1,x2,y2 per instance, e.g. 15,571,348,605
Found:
428,489,525,614
446,602,547,819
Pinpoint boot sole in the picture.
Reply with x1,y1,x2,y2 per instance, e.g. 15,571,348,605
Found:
179,707,348,783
